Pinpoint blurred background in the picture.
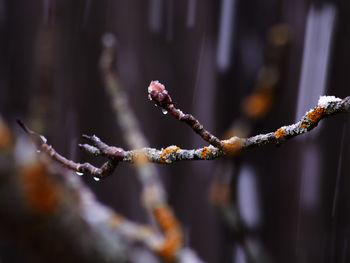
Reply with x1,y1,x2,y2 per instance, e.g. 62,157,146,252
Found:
1,0,350,262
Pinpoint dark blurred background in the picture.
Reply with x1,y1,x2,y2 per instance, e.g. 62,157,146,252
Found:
1,0,350,262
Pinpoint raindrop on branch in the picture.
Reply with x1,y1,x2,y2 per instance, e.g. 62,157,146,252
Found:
76,172,84,176
93,177,100,182
162,109,168,115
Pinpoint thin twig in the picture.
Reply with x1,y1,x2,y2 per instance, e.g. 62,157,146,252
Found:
17,120,123,178
148,80,224,149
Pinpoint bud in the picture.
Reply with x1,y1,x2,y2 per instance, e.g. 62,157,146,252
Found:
148,81,172,107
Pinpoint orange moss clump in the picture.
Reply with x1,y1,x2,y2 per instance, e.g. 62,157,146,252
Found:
306,106,325,123
18,162,60,215
153,205,182,260
273,128,285,139
222,138,241,155
159,146,180,163
200,147,212,158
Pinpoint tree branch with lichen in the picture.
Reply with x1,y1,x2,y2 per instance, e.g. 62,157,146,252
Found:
15,38,350,261
15,32,350,262
19,95,350,170
16,85,350,263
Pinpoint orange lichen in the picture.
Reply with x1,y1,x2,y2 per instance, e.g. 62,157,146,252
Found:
241,92,272,119
18,162,60,215
153,205,182,260
108,213,124,228
200,147,212,158
222,138,241,155
159,145,180,163
300,122,307,128
273,128,285,139
0,117,13,150
306,106,325,123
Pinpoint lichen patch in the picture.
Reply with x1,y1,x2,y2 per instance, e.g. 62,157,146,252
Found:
306,106,325,123
159,146,180,163
200,147,212,159
274,128,285,139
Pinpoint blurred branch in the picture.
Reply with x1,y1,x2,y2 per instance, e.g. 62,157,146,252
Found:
99,33,184,262
0,119,172,263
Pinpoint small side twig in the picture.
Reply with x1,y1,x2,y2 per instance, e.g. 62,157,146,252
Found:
17,120,123,179
148,80,224,149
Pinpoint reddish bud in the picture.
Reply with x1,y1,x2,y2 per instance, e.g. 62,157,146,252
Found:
148,81,172,107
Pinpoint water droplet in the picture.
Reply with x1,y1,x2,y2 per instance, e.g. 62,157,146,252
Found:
154,104,158,107
93,177,100,182
162,109,168,115
76,172,84,176
36,150,41,153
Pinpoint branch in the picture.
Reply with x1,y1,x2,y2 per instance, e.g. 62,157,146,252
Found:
16,93,350,260
148,80,223,149
80,95,350,164
100,34,183,261
19,96,350,169
0,120,171,262
5,118,203,262
17,120,123,179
